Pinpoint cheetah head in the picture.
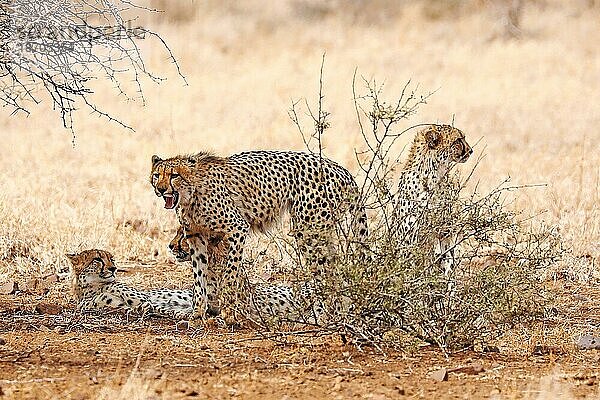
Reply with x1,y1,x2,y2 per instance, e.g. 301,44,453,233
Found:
169,225,229,263
66,249,117,291
422,124,472,165
150,155,196,210
169,225,191,262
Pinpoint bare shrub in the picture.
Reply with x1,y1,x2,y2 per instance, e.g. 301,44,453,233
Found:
274,65,562,351
0,0,184,136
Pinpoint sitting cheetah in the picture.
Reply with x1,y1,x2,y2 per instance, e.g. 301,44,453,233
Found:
68,249,192,318
150,151,368,322
394,124,472,269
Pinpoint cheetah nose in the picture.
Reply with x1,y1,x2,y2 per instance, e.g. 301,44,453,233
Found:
168,243,175,251
107,265,117,273
157,187,166,195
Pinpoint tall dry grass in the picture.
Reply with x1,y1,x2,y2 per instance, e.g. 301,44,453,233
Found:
0,0,598,289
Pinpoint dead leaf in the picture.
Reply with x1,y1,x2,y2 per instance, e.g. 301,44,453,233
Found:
483,345,500,353
532,345,564,355
430,367,448,382
585,377,597,386
35,302,63,315
176,320,189,331
0,281,17,295
25,278,41,293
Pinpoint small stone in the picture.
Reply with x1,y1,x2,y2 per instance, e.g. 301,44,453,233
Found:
578,335,600,350
43,274,59,284
450,361,485,375
146,369,163,380
0,281,17,295
430,367,448,382
35,302,63,315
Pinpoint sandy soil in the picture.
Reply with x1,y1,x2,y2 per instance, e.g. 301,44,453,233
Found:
2,281,600,400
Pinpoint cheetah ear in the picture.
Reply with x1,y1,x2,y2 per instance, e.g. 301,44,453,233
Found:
187,158,196,165
424,128,441,149
65,253,79,265
151,155,162,167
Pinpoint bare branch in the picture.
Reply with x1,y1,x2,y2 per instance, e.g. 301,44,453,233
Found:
0,0,185,140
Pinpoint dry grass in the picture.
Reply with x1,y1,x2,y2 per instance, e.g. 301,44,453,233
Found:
1,0,600,398
1,0,598,281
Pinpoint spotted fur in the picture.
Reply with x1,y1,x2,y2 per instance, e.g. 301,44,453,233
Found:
68,249,192,318
394,125,472,269
169,226,323,325
150,151,366,322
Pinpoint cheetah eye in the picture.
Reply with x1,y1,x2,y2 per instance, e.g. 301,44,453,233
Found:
171,173,180,179
152,173,160,179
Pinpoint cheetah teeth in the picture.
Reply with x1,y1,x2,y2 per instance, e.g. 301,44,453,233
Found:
163,192,179,209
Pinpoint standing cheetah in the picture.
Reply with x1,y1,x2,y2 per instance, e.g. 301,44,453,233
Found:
150,151,367,322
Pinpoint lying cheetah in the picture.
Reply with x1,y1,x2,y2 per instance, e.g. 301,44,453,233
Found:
151,151,367,321
68,249,192,318
69,249,321,325
394,124,472,268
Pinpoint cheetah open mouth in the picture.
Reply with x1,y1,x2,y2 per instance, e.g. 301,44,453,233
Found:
163,192,179,209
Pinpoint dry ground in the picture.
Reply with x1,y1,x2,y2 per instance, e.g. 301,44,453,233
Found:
1,0,600,398
1,280,600,399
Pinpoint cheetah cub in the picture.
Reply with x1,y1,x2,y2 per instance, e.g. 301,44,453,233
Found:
168,226,325,325
67,249,192,318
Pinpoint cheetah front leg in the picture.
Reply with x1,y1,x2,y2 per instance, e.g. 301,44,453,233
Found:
185,232,211,320
219,224,250,325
